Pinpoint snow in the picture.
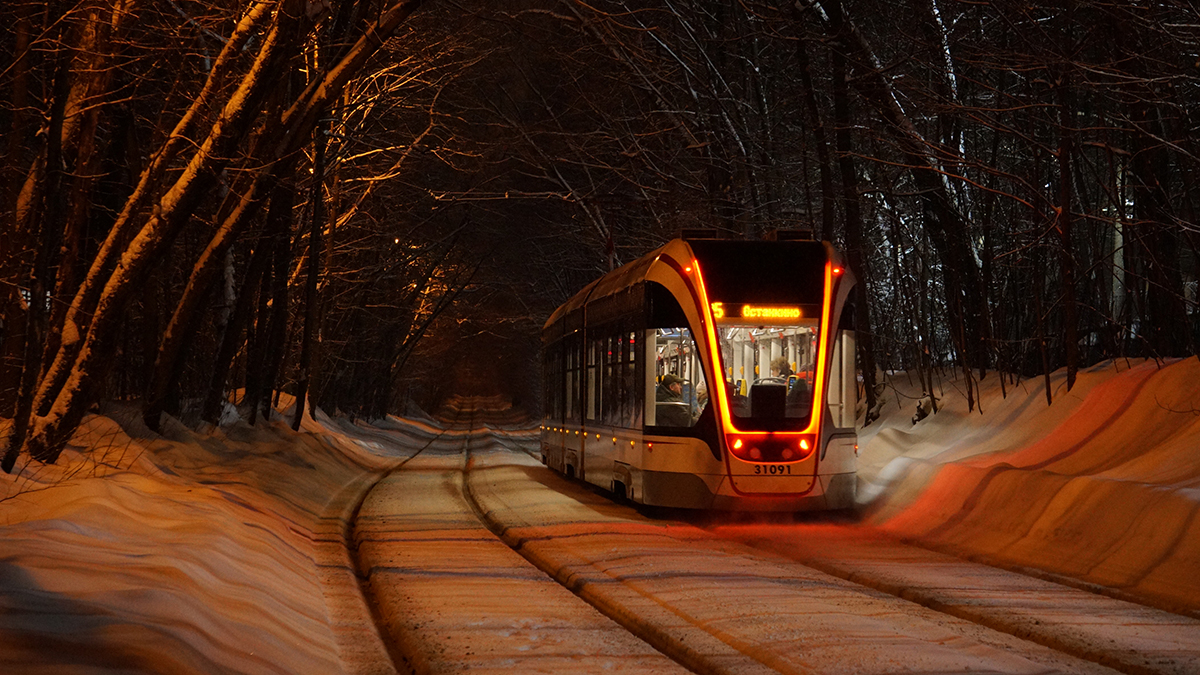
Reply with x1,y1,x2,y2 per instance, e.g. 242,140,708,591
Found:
859,358,1200,615
0,399,428,674
0,358,1198,673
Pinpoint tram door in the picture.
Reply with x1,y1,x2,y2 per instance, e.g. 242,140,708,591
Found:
825,329,857,430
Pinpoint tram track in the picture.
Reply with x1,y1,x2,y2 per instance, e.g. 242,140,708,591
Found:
351,398,685,674
455,408,1114,675
711,524,1200,675
338,406,482,675
347,402,1200,674
463,451,1122,674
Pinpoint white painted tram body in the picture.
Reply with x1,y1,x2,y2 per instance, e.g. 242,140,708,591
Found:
540,234,859,511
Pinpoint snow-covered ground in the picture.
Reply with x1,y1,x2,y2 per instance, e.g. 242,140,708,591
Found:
858,358,1200,615
0,400,436,674
0,358,1197,672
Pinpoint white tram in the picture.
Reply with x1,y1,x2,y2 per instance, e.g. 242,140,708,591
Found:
539,233,860,511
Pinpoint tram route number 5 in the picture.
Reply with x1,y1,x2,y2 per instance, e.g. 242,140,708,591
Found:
754,464,793,475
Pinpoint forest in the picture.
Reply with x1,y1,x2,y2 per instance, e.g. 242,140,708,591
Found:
1,0,1197,470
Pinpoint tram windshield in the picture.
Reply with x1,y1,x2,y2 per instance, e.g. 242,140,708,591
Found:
715,322,819,431
689,239,829,432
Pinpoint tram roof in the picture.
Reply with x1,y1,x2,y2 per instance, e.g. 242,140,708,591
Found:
542,241,668,334
542,237,836,337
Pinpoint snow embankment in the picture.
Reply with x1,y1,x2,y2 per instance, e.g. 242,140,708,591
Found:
861,358,1200,615
0,401,436,674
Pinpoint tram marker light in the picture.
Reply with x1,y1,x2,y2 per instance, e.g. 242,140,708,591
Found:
799,439,810,451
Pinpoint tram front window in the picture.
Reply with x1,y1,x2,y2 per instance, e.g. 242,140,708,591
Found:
716,324,818,431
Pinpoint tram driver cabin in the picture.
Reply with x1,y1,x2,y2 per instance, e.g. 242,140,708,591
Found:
540,232,859,511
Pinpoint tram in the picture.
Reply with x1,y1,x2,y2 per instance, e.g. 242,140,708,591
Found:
539,231,859,511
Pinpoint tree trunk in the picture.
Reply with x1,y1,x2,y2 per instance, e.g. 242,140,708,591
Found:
201,236,273,425
142,171,272,432
292,117,328,430
830,46,878,422
792,30,836,241
1056,76,1079,391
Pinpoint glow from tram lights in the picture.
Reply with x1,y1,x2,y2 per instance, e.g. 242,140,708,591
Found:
733,439,743,450
799,439,810,451
833,266,843,275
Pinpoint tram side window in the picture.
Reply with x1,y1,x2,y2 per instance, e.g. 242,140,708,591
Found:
625,330,642,428
565,337,581,423
545,342,563,419
588,324,643,429
587,339,599,421
602,333,616,424
647,327,708,428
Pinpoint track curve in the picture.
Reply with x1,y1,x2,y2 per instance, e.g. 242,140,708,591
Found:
347,398,1200,674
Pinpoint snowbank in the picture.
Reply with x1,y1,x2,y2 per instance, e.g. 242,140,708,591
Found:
0,402,410,674
860,358,1200,615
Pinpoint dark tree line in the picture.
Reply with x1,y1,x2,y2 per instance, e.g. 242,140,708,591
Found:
470,0,1199,417
3,0,1198,471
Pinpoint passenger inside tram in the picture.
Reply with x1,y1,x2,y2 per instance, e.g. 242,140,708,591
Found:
717,325,818,430
652,328,708,427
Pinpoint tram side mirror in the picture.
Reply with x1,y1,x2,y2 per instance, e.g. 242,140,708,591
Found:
750,382,786,419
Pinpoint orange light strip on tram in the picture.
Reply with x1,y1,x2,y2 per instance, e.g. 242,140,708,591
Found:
807,261,835,437
693,259,835,437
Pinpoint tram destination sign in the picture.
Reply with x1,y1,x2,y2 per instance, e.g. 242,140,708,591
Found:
710,302,819,324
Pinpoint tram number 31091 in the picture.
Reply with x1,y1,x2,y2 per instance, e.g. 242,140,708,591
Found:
754,464,793,475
